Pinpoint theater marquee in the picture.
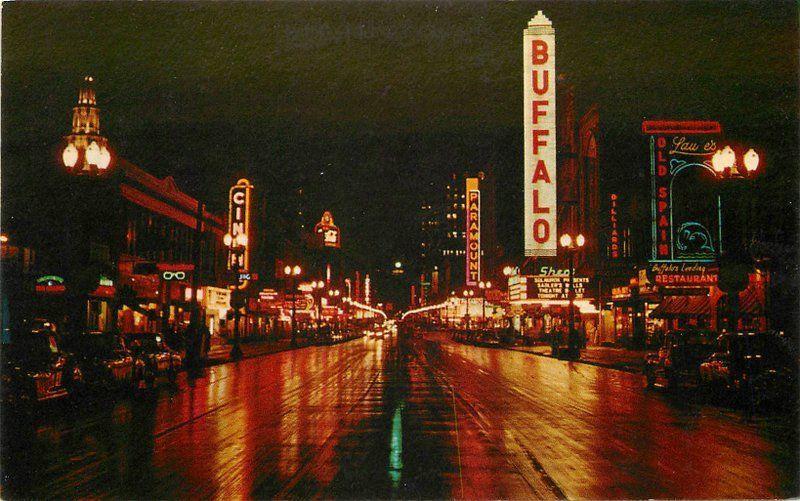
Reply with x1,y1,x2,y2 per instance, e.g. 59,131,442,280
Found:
523,11,557,257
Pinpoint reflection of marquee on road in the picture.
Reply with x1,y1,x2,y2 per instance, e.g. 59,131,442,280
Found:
644,121,723,263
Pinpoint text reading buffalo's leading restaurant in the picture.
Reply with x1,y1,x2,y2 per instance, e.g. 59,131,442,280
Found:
524,11,557,257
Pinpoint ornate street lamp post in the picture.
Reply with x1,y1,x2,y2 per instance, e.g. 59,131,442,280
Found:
310,280,325,340
478,281,492,327
283,265,302,347
462,289,475,331
61,76,113,176
224,232,248,360
559,232,585,359
711,145,761,334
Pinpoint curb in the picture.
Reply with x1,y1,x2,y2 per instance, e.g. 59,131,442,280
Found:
451,337,643,375
506,346,642,374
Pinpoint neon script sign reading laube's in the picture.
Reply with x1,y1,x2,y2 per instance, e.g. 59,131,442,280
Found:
523,11,557,257
465,177,480,286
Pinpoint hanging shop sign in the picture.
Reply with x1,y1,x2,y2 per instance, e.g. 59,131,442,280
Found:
523,11,557,257
90,275,116,298
509,275,528,301
649,262,718,287
35,275,66,294
203,286,231,313
465,177,481,286
314,211,341,248
643,120,722,262
282,294,313,311
228,178,253,289
157,263,194,282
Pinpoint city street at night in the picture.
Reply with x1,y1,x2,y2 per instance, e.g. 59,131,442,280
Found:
3,334,796,499
2,2,798,499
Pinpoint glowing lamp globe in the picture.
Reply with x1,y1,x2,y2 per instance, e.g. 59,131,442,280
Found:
292,265,302,276
62,143,79,168
284,265,292,275
711,149,725,173
743,149,759,173
98,146,111,170
576,234,586,247
86,141,101,165
559,234,572,248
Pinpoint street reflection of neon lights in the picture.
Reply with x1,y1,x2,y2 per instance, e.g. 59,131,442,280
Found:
389,401,405,488
346,299,387,319
401,300,450,320
509,298,600,314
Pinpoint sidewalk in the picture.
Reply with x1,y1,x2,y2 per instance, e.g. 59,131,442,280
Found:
508,343,647,373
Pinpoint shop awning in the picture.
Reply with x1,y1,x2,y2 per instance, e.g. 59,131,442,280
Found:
738,287,764,316
650,295,714,319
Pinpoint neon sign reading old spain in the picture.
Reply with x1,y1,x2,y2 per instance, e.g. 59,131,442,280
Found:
645,120,722,263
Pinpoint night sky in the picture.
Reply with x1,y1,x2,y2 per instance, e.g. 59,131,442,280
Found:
2,1,798,272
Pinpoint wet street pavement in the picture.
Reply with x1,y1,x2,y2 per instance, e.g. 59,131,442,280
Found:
2,332,797,499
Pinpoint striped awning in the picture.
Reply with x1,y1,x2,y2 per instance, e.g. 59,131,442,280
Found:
738,287,764,316
650,295,715,319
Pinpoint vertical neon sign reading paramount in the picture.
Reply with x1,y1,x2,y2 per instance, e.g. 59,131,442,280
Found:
465,177,480,286
523,11,557,257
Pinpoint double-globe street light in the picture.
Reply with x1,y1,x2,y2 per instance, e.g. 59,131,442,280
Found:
478,281,492,326
327,288,341,334
283,265,302,347
559,232,586,359
711,144,761,333
462,289,475,330
310,280,325,340
224,232,248,360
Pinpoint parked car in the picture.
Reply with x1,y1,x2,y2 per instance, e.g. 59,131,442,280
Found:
644,329,716,389
1,327,74,405
124,333,182,388
63,331,138,393
700,331,797,406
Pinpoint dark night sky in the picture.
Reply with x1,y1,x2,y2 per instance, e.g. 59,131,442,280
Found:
2,1,798,272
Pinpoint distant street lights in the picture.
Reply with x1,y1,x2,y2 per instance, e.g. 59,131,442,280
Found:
462,289,475,329
559,232,585,359
327,289,341,333
283,264,302,347
478,281,492,325
310,280,325,339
